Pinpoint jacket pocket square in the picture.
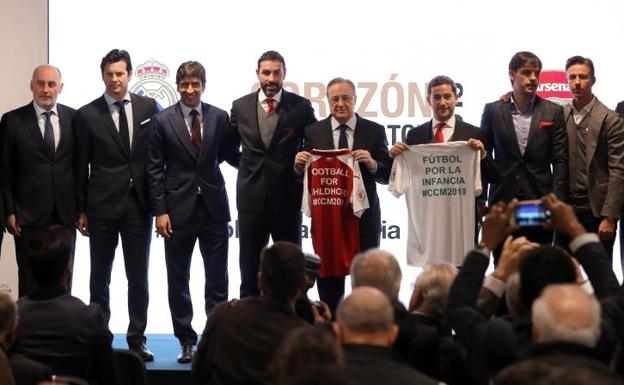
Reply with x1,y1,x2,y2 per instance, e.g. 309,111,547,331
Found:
140,118,151,125
538,121,554,129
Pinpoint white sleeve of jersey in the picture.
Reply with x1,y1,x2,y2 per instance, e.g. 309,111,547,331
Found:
388,153,408,198
301,157,313,217
351,159,370,218
473,150,482,196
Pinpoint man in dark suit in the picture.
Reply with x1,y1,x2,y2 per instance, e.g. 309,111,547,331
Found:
12,225,120,385
294,77,391,313
147,61,239,363
231,50,316,298
481,51,567,256
1,65,76,297
336,287,437,385
74,49,158,360
1,291,52,385
389,75,490,242
561,56,624,260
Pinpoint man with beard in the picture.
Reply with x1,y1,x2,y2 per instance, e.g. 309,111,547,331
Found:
230,51,316,298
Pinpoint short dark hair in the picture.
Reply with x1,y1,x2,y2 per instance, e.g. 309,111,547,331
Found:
427,75,457,96
27,225,72,285
176,61,206,87
326,77,356,97
100,49,132,74
565,56,595,79
509,51,542,72
519,245,576,308
257,50,286,70
260,242,305,302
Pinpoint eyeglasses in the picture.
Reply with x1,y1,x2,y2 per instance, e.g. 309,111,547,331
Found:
328,95,354,105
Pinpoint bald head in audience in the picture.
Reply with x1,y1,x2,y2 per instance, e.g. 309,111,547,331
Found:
335,287,398,346
350,249,402,300
532,284,601,348
0,292,17,345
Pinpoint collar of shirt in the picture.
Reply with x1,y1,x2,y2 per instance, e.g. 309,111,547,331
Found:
32,100,58,116
432,115,456,142
572,96,596,116
331,114,357,132
180,101,202,120
259,88,283,111
510,94,537,115
104,92,131,108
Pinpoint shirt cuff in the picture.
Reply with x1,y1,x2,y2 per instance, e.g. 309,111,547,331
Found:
483,274,506,297
569,233,600,253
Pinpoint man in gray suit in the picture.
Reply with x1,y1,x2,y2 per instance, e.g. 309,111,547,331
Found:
562,55,624,259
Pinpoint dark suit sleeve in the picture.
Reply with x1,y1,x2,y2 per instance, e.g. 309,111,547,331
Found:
218,113,240,169
549,106,568,201
369,123,391,184
0,113,15,217
146,116,167,216
447,250,518,377
480,104,495,202
73,111,92,214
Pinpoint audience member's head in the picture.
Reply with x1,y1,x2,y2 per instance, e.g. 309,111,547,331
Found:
273,327,344,385
283,367,350,385
0,292,18,345
335,287,397,347
26,225,73,287
531,284,601,348
519,246,576,309
408,263,457,321
259,242,306,303
350,249,402,300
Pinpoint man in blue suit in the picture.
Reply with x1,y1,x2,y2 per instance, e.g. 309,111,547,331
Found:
147,61,239,363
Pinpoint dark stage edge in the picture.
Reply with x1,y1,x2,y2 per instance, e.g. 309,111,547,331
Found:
113,333,192,385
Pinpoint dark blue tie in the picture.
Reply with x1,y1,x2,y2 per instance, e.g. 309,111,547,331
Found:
43,111,55,157
338,124,349,149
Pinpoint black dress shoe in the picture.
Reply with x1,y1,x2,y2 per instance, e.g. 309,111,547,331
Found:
177,344,195,364
129,343,155,362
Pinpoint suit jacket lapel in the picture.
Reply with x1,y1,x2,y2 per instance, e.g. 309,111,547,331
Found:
526,99,544,156
169,103,197,160
97,96,130,159
198,103,217,163
56,104,71,158
25,103,51,159
500,102,523,158
585,100,604,164
129,94,143,157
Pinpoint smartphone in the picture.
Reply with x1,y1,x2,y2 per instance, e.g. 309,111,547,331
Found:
511,200,551,227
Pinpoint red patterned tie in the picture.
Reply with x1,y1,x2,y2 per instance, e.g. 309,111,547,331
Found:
266,98,274,114
435,122,445,143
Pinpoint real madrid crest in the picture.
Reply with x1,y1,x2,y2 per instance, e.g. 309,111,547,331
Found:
130,59,178,108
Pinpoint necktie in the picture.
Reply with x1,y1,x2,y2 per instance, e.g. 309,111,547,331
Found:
190,109,202,153
338,124,349,149
115,100,130,152
43,111,55,157
266,98,274,114
434,122,445,143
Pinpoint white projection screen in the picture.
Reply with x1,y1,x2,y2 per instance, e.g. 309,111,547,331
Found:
48,0,624,333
